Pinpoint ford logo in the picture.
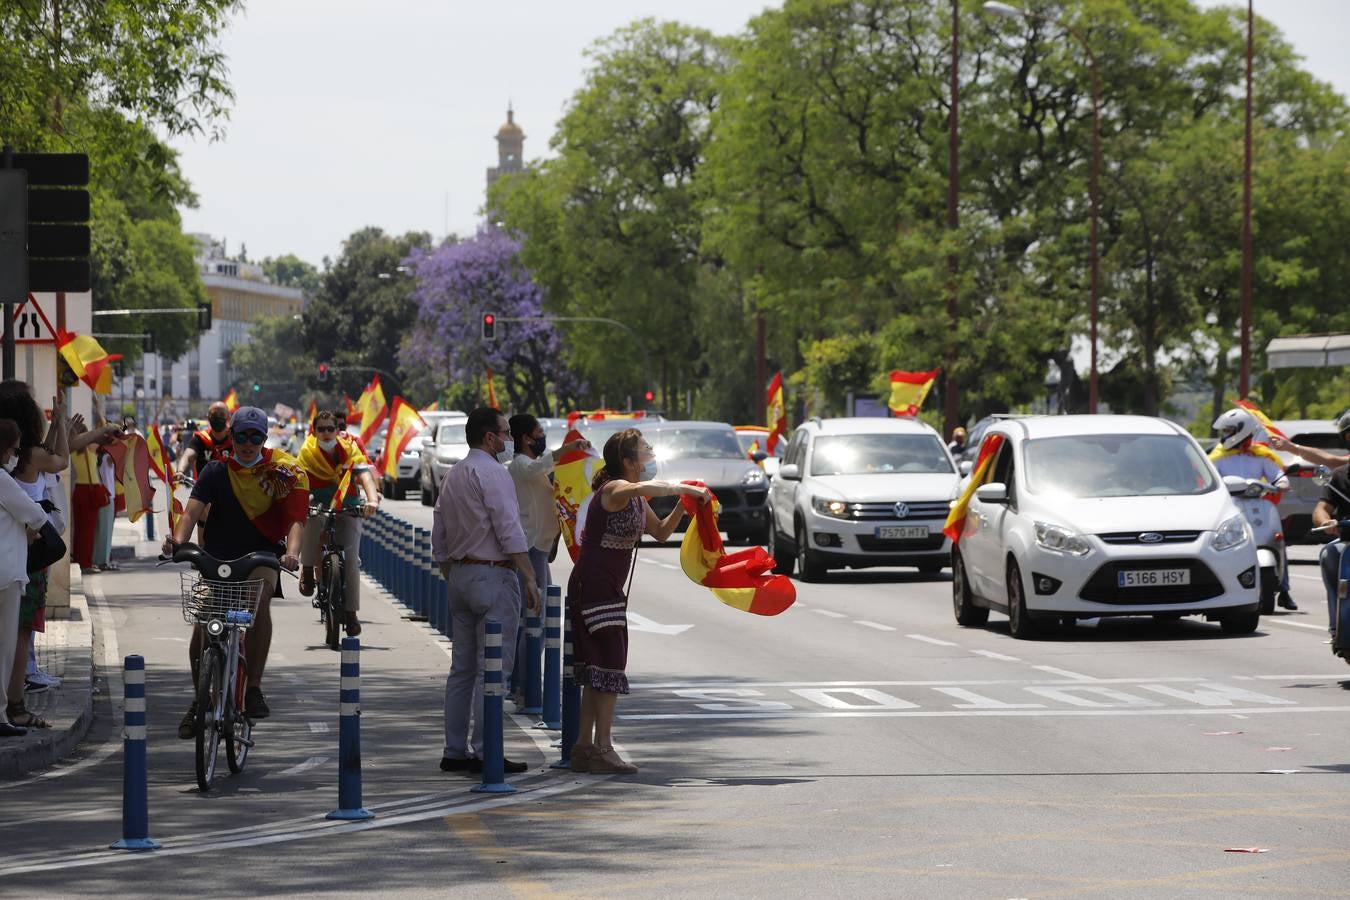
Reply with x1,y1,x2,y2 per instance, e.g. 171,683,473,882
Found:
894,502,910,519
1138,532,1164,544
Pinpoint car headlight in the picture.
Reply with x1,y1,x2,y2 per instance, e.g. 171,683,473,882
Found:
1034,521,1091,557
742,468,766,486
811,497,851,519
1211,514,1250,551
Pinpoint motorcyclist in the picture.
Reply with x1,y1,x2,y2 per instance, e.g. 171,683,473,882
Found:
1311,420,1350,635
1210,408,1296,610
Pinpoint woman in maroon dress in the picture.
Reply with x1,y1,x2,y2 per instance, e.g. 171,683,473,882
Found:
567,428,709,774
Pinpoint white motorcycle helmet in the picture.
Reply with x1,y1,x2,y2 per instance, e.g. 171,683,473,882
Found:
1213,408,1259,451
1335,410,1350,435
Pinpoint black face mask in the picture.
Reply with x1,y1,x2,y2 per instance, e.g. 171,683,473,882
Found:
531,437,547,457
209,416,228,432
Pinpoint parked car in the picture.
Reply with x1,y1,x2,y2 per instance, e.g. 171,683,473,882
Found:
735,426,783,478
636,420,770,544
767,417,961,580
951,415,1261,638
418,415,470,506
376,409,464,502
1269,419,1348,542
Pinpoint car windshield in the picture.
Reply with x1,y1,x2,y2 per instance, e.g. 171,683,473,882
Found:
1024,434,1217,498
649,428,745,462
809,434,954,476
436,422,468,444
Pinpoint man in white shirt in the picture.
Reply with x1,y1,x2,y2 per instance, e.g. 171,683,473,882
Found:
506,415,590,595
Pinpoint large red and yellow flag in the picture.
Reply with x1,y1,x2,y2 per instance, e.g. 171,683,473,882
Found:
57,331,120,395
344,393,358,425
564,409,645,429
104,432,155,523
143,425,181,531
222,388,240,413
766,371,787,454
888,368,939,417
1231,398,1288,441
678,484,796,616
381,396,426,480
553,428,602,561
943,434,1005,543
355,376,388,444
224,447,310,543
306,398,318,426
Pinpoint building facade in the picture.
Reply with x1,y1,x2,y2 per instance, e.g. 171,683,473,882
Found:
485,106,525,195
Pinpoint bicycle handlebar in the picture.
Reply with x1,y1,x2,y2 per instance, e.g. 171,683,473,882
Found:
159,542,282,581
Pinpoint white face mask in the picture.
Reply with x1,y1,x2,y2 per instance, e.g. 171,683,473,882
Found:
236,453,262,469
318,438,338,452
2,457,15,474
496,447,514,465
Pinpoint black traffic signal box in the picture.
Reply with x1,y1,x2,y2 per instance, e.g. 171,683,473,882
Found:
1,151,91,296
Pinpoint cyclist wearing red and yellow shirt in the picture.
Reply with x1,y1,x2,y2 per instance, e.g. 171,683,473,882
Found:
297,409,380,636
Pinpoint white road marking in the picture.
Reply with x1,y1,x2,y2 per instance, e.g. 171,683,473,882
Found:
627,612,694,635
307,722,329,734
621,706,1350,721
1032,665,1096,681
971,649,1021,662
854,620,896,632
1264,618,1328,631
1288,573,1323,581
813,609,846,619
931,687,1044,710
791,687,918,710
906,634,958,647
1251,674,1347,680
273,756,329,777
634,676,1213,689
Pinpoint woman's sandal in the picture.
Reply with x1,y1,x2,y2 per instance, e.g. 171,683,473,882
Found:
6,705,52,729
588,746,638,775
570,744,594,773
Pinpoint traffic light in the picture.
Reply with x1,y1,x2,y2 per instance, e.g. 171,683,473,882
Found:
481,312,496,341
317,362,329,382
141,332,156,354
197,301,212,330
1,152,91,296
644,390,655,403
251,381,261,393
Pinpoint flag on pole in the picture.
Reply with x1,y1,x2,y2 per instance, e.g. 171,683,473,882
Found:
104,432,155,523
1231,398,1288,441
486,368,498,409
943,434,1005,542
222,388,240,413
766,372,787,454
888,368,939,417
307,398,318,426
380,397,426,480
679,484,796,616
144,425,180,532
553,428,603,561
56,331,121,395
355,376,388,444
421,400,440,413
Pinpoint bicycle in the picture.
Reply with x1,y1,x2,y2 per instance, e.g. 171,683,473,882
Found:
308,504,365,651
166,542,280,791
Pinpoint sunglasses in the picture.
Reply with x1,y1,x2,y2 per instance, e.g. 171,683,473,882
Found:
314,425,338,434
234,431,266,446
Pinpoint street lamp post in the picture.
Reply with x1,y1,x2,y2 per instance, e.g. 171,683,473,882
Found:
984,1,1101,413
945,0,961,439
1238,0,1254,399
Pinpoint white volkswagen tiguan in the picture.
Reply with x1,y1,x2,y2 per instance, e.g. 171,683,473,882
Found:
767,417,961,580
951,415,1261,638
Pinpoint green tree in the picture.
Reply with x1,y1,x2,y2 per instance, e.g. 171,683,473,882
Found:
261,254,322,296
225,314,308,410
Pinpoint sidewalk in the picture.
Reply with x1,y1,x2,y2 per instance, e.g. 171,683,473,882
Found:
0,516,150,779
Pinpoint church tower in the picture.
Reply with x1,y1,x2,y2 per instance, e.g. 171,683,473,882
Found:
486,105,525,194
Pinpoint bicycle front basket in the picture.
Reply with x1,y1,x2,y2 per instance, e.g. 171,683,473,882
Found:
180,573,265,625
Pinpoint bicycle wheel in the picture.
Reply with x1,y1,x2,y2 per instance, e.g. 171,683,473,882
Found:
322,553,343,651
195,647,223,792
226,651,252,773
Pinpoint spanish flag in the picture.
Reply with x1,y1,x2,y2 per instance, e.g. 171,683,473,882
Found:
298,431,367,511
56,331,120,395
144,425,181,531
553,428,602,561
355,376,388,444
307,398,318,426
224,447,310,543
888,368,939,418
564,409,646,429
766,371,787,454
344,393,358,425
104,432,155,524
422,400,440,413
223,388,240,413
943,434,1005,542
678,484,796,616
381,396,425,480
1231,398,1288,441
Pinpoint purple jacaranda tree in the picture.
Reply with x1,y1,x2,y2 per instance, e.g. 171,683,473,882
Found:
400,228,579,414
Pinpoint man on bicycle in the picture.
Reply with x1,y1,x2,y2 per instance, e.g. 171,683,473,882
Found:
176,400,234,480
297,409,380,636
163,406,309,735
1312,450,1350,636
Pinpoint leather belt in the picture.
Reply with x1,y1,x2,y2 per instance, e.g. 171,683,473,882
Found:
453,558,513,569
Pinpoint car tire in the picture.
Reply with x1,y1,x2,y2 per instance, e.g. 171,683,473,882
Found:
1220,611,1260,635
1258,568,1277,616
768,520,795,576
388,477,405,502
1006,558,1039,640
794,521,826,582
952,551,988,627
420,480,434,506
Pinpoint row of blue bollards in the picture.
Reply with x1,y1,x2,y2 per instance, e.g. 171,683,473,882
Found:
361,511,452,638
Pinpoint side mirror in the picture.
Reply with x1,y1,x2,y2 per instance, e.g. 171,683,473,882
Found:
778,463,801,481
1223,475,1249,496
1312,465,1333,487
751,450,768,463
959,459,973,477
975,483,1008,504
421,436,434,450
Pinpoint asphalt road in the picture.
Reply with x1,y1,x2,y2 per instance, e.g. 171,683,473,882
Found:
4,498,1349,898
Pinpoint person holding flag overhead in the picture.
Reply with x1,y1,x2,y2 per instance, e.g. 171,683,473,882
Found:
296,409,380,636
164,406,309,732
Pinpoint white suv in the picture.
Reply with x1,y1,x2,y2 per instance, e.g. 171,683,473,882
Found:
766,418,961,580
951,415,1261,638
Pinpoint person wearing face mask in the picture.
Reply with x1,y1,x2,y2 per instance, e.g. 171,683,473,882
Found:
163,406,309,734
565,428,711,775
296,409,380,635
177,401,234,481
432,407,542,775
0,418,50,737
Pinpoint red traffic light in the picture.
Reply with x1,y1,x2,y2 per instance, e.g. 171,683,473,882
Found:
317,362,329,382
483,314,495,326
482,312,497,340
643,390,654,402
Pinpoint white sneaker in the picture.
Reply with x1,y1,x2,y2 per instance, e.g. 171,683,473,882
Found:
26,670,60,688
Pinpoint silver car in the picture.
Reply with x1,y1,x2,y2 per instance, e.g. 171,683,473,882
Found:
1271,419,1347,542
419,416,470,506
639,420,770,544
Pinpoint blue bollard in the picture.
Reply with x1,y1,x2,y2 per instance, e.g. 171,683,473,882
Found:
417,527,431,618
111,655,160,850
378,513,392,591
371,513,385,588
552,608,581,769
327,637,375,820
509,622,523,698
540,585,562,729
145,510,155,542
472,619,516,794
404,521,417,611
523,611,543,715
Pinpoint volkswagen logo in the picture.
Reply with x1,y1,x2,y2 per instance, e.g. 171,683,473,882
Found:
1138,532,1164,544
894,502,910,519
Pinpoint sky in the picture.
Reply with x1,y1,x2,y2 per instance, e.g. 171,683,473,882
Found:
172,0,1350,269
